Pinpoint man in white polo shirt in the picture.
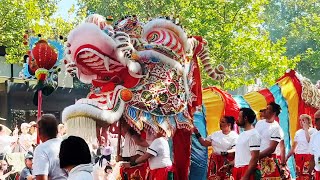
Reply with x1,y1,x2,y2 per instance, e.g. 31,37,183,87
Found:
309,110,320,179
232,108,261,180
255,102,283,179
33,114,67,180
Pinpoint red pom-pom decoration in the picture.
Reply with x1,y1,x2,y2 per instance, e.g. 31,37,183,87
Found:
120,89,133,102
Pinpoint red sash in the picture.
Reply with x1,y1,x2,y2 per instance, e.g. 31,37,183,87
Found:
315,171,320,180
232,166,255,180
294,154,312,180
260,154,281,179
120,162,149,180
208,153,234,180
148,166,173,180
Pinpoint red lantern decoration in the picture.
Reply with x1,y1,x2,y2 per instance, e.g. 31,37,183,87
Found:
31,40,58,70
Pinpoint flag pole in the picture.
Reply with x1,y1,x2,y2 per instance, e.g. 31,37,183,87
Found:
36,89,42,144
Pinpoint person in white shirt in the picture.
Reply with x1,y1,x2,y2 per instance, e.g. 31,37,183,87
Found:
259,109,266,120
309,110,320,180
262,107,288,179
193,116,238,179
286,114,317,179
128,130,173,180
33,114,67,180
93,145,113,180
0,125,17,157
59,136,93,180
57,124,66,138
18,123,33,153
117,120,149,162
255,102,283,179
117,119,149,180
228,108,260,180
29,121,38,148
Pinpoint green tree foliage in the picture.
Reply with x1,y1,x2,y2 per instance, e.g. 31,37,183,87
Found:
79,0,299,90
0,0,83,64
263,0,320,83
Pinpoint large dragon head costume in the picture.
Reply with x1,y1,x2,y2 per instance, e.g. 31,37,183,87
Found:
62,14,225,142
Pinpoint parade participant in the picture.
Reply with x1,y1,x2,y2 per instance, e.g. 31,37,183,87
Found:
264,108,289,179
263,108,289,178
128,130,173,180
255,102,283,179
0,125,17,158
231,108,261,180
117,120,148,162
29,121,37,147
193,116,238,179
59,136,93,180
275,129,290,179
57,124,66,138
19,151,35,180
309,110,320,179
96,136,106,156
259,109,266,120
33,114,67,180
286,114,317,179
18,123,33,153
0,159,17,180
93,145,113,180
117,119,149,179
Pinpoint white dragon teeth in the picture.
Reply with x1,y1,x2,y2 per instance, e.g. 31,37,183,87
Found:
104,56,110,71
106,93,112,109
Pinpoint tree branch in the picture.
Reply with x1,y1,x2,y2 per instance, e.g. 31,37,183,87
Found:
230,8,241,23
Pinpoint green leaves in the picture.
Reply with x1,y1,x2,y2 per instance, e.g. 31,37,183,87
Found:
75,0,305,90
0,0,83,64
263,0,320,83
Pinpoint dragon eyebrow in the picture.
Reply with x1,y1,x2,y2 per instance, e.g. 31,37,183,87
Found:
116,44,129,49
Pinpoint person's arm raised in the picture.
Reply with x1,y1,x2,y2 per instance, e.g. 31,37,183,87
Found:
193,127,212,147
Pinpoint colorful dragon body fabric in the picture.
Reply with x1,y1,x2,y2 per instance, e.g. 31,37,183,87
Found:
62,14,225,140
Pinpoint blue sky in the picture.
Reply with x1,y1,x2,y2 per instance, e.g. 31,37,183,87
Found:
55,0,78,20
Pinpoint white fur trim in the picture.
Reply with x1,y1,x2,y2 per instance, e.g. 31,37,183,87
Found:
127,60,141,74
62,101,125,125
